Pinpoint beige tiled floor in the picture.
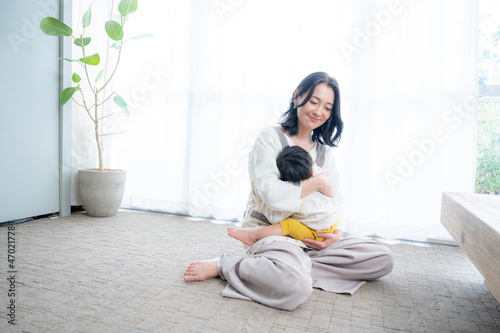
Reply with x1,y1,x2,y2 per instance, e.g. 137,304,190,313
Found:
0,210,499,332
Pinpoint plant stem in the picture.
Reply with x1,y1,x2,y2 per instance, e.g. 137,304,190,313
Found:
76,88,95,122
98,112,115,121
98,93,115,106
94,92,104,171
73,33,103,170
100,130,126,136
97,43,122,94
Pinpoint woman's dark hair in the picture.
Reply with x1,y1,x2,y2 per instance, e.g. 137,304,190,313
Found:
279,72,343,147
276,146,313,185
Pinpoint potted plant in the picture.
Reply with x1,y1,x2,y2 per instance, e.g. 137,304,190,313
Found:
40,0,148,217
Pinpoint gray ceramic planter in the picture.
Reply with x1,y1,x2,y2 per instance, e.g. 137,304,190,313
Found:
78,169,126,217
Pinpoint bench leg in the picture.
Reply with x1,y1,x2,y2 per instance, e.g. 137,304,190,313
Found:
485,279,500,304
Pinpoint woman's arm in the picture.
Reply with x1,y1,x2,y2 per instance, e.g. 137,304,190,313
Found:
263,172,332,224
249,128,302,213
301,172,332,198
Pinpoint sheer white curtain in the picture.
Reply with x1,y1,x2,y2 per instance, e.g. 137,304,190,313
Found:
71,0,477,242
338,1,477,241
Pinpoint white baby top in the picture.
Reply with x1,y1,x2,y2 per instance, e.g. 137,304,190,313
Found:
289,165,337,231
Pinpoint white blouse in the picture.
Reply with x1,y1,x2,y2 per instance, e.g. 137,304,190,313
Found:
242,126,345,236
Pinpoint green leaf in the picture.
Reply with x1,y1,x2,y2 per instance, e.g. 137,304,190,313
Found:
82,4,92,28
60,87,80,105
95,69,104,82
74,37,91,47
105,20,124,41
80,53,100,65
40,17,73,36
110,42,119,50
492,31,500,43
118,0,138,17
113,94,129,116
72,73,81,83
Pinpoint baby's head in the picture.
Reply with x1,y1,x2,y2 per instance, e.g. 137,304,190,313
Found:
276,145,313,185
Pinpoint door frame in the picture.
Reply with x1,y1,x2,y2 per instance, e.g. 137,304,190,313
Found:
59,0,72,217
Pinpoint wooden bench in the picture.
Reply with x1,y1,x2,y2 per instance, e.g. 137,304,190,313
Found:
441,192,500,303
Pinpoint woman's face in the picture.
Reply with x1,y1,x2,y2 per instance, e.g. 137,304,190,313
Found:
294,83,334,133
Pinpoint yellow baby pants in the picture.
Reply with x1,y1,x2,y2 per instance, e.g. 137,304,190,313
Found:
279,218,338,242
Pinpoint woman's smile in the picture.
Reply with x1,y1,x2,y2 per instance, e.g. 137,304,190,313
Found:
308,114,320,122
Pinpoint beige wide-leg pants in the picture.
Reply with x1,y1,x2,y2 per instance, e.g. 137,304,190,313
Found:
217,236,393,311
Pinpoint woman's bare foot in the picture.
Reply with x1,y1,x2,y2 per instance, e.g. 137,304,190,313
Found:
184,259,218,282
227,227,257,246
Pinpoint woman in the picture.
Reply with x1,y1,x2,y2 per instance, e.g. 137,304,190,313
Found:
184,72,393,311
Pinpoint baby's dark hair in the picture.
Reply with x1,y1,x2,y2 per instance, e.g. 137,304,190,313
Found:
276,146,313,185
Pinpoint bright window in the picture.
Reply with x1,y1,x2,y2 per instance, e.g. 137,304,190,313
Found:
477,0,500,194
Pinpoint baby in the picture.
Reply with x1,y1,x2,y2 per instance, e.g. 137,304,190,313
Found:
228,145,340,246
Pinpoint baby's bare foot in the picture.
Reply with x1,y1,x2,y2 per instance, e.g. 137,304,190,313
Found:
227,227,257,246
184,259,218,282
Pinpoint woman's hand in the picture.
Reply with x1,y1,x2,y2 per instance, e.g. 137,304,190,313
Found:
316,172,333,198
302,230,341,250
301,172,333,199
